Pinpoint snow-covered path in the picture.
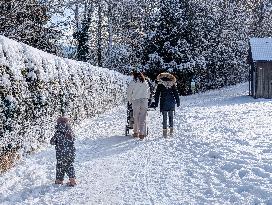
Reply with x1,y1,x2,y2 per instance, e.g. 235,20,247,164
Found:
1,83,272,205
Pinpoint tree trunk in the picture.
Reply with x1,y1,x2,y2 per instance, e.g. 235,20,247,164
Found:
107,1,113,68
97,2,102,67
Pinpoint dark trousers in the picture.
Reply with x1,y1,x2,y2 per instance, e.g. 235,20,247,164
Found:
162,111,174,129
56,159,75,180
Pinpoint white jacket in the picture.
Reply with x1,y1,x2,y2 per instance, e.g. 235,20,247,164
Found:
127,79,150,103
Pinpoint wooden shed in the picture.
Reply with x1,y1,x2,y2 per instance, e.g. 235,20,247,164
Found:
249,38,272,98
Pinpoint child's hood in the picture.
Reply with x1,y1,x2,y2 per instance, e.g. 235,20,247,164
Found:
57,117,69,124
55,117,71,133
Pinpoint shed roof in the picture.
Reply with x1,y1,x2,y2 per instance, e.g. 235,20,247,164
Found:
250,38,272,61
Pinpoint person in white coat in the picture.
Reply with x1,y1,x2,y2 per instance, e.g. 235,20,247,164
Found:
127,70,150,139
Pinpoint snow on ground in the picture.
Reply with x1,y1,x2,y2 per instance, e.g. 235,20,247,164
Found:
1,83,272,205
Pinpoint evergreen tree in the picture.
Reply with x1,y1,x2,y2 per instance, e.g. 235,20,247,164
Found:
140,0,194,94
74,16,92,62
196,0,250,90
247,0,272,37
0,0,60,54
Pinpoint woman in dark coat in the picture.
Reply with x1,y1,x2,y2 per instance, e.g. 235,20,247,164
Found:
153,73,180,137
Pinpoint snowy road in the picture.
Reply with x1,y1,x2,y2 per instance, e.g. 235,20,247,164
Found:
1,83,272,205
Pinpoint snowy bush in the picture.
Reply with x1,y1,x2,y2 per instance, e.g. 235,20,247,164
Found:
0,35,128,155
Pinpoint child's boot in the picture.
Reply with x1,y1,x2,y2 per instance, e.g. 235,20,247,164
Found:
132,133,139,138
55,179,63,185
139,134,145,140
67,178,77,186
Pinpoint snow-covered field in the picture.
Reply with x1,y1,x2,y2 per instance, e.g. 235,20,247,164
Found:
1,83,272,205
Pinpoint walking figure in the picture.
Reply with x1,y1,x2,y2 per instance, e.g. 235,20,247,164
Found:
50,116,77,186
127,70,150,139
152,73,180,137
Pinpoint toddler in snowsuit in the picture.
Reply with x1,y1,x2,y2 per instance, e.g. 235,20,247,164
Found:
50,116,76,186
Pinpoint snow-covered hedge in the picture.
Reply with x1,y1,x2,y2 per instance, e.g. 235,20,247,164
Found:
0,35,128,154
